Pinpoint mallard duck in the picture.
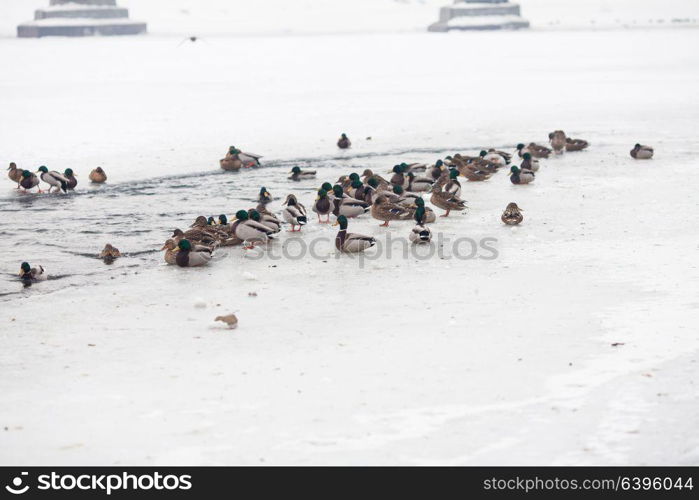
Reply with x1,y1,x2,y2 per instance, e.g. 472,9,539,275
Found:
406,172,433,192
334,215,375,253
19,262,47,283
410,204,432,244
487,149,512,164
215,314,238,329
89,167,107,183
37,166,68,193
413,197,436,224
7,162,22,187
469,154,501,172
430,183,466,217
371,194,411,227
231,209,276,244
330,185,370,218
501,202,524,225
248,209,281,234
520,152,540,172
510,166,535,185
516,143,551,159
565,137,589,152
288,166,316,181
63,168,78,190
387,184,421,208
19,170,40,193
257,186,272,206
457,163,493,182
404,162,427,174
548,130,567,153
175,239,212,267
479,150,507,167
429,160,447,181
213,215,244,246
161,239,179,265
282,194,307,231
443,168,462,197
337,133,351,149
100,243,121,262
172,228,218,247
389,165,408,188
361,169,390,189
312,189,332,223
630,143,653,159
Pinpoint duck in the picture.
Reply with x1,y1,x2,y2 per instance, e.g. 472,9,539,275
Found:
548,130,567,154
410,204,432,244
334,215,375,253
214,215,244,246
501,202,524,225
231,209,276,244
487,148,512,164
19,262,47,283
63,168,78,190
238,151,262,168
630,143,653,159
371,194,411,227
361,169,390,189
175,239,213,267
312,188,332,223
430,183,466,217
160,239,179,265
37,166,68,193
361,178,379,205
330,185,370,218
282,194,308,231
347,179,366,200
89,167,107,183
248,209,281,234
509,166,535,185
479,150,507,168
428,159,447,181
386,184,421,208
442,168,462,197
172,227,219,247
99,243,121,262
565,137,589,152
257,186,273,206
405,172,433,192
457,162,493,182
7,162,22,187
337,133,351,149
517,143,551,159
389,165,408,188
19,170,40,193
220,146,243,171
288,166,316,181
413,197,436,224
404,162,427,174
215,314,238,329
520,152,540,172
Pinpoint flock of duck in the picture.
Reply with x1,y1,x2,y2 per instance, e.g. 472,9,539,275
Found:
12,132,655,276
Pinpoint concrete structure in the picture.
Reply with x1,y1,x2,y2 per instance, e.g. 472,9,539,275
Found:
18,0,147,38
428,0,529,32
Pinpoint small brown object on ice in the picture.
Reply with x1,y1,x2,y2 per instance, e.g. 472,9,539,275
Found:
215,314,238,329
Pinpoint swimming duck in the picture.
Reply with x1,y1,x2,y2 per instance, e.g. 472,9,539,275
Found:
509,166,535,185
100,243,121,262
282,194,308,231
410,204,432,244
249,209,281,234
430,183,466,217
312,189,332,223
334,215,375,253
7,163,22,187
406,172,433,192
371,194,411,227
337,133,351,149
548,130,567,154
517,143,551,159
37,166,68,194
89,167,107,183
520,152,540,172
19,262,47,283
175,239,212,267
63,168,78,190
565,137,589,152
330,185,370,218
501,202,524,225
19,170,40,193
630,143,653,159
257,187,273,206
231,209,276,244
288,166,316,181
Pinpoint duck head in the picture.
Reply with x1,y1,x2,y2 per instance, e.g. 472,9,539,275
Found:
178,239,192,251
37,166,48,174
332,185,344,198
334,214,348,230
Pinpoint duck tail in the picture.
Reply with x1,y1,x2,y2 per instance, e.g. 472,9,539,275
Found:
297,216,307,225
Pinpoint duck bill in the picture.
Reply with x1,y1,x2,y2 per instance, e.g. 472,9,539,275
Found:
332,221,339,226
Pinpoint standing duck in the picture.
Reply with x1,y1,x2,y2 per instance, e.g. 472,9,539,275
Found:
89,167,107,183
282,194,308,231
19,170,40,193
7,163,22,187
64,168,78,190
288,166,316,181
337,133,351,149
410,203,432,244
334,215,375,253
565,137,589,152
430,183,466,217
19,262,47,283
175,239,212,267
548,130,567,154
312,189,332,223
630,144,653,159
510,166,535,185
37,166,68,193
501,202,524,225
371,194,411,227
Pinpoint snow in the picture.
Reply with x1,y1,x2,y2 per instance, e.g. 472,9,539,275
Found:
1,0,699,465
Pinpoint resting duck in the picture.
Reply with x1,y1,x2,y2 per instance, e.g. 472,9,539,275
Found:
248,209,281,234
389,165,407,188
89,167,107,183
630,143,653,159
429,160,447,181
487,149,512,164
330,185,370,218
257,187,273,206
312,189,332,223
386,184,420,208
548,130,567,153
361,168,389,187
172,227,218,247
510,166,535,185
517,143,551,159
160,239,179,265
37,166,68,193
430,183,466,217
520,152,539,172
19,170,40,193
7,162,22,187
334,215,375,253
337,133,351,149
406,172,433,192
282,194,308,231
413,197,436,224
347,179,366,200
19,262,47,283
501,202,524,225
175,239,212,267
458,163,493,182
288,166,316,181
410,203,432,244
480,150,507,167
100,243,121,262
565,137,589,152
231,209,276,244
64,168,78,190
371,194,411,227
214,215,244,246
